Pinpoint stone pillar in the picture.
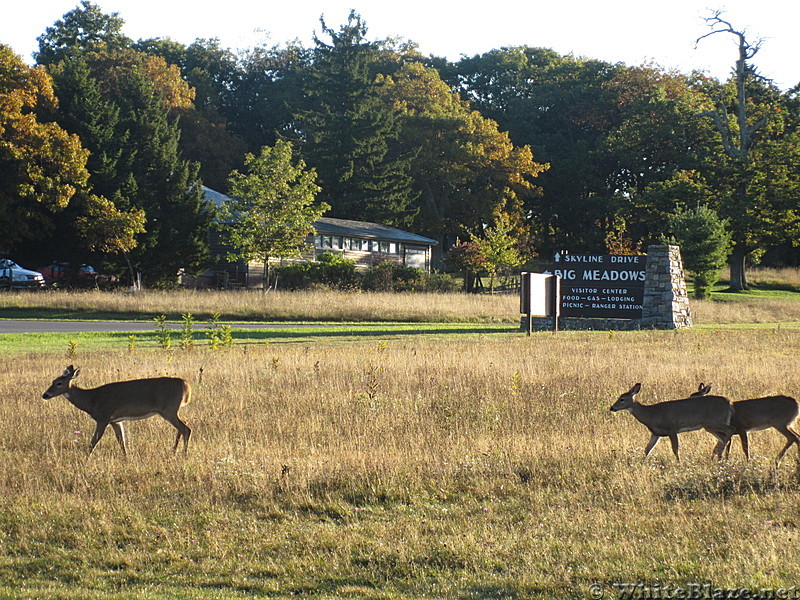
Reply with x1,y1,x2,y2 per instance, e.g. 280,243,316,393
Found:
641,244,692,329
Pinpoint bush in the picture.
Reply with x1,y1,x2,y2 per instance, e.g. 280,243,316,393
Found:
663,205,731,299
362,261,424,292
275,255,453,293
275,253,360,290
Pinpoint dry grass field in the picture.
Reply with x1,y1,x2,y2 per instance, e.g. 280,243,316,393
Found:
2,287,800,598
0,289,520,323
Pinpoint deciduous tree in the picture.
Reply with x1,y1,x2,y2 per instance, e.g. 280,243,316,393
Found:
695,12,800,290
217,140,329,289
0,45,90,252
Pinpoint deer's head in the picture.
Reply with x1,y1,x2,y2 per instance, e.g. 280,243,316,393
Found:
42,365,80,400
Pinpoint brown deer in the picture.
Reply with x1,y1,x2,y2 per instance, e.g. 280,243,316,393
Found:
691,383,800,463
42,365,192,455
610,383,734,461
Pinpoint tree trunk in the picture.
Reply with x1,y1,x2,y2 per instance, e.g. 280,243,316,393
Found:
123,252,139,291
728,244,749,291
262,256,272,293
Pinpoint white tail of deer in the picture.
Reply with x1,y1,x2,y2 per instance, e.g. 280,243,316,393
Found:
42,365,192,455
691,383,800,463
610,383,734,461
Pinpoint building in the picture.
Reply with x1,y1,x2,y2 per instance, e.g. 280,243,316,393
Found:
184,187,437,288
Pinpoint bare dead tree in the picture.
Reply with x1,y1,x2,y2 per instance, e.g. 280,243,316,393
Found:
695,12,770,291
695,11,768,160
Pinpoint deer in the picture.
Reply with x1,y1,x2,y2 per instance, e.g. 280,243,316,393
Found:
42,365,192,456
610,383,734,461
690,383,800,464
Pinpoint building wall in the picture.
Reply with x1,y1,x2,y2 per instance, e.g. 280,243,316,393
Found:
183,233,432,288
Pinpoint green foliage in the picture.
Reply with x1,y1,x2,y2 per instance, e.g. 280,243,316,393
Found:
296,11,418,226
180,312,195,350
274,252,359,290
274,252,453,292
34,0,131,65
45,46,212,287
219,140,329,288
153,315,172,350
664,205,732,299
379,61,547,244
470,210,524,293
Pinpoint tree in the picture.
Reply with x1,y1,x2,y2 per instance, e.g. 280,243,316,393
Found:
443,240,485,293
695,12,800,291
296,11,417,226
135,37,247,190
218,140,329,289
45,46,212,286
451,48,622,254
0,45,91,253
378,61,547,257
75,195,146,286
35,0,130,65
471,208,524,293
664,205,731,299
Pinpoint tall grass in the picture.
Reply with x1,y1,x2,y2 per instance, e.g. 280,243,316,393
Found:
0,289,519,323
3,328,800,598
5,265,800,326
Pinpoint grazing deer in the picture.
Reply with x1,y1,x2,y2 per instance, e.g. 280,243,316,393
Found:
42,365,192,456
610,383,734,461
691,383,800,463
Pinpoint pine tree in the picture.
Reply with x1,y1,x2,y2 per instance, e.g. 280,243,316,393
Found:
297,11,416,227
47,48,211,286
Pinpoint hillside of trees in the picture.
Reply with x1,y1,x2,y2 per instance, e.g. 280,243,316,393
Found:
2,2,799,289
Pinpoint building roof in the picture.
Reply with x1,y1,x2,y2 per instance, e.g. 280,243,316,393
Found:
203,186,437,246
314,217,437,246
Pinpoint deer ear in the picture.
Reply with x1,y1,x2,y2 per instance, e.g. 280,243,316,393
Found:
72,367,81,379
702,383,712,394
62,365,73,377
631,383,642,395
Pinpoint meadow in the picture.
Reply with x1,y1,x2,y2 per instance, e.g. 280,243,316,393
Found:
2,282,800,599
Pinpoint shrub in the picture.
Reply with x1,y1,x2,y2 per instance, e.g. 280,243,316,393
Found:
362,261,424,292
275,253,360,290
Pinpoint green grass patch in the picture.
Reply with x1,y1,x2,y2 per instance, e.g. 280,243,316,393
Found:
0,323,517,354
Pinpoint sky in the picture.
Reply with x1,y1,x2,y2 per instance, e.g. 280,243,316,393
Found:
3,0,799,90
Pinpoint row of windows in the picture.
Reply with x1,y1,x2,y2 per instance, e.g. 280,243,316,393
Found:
314,235,402,255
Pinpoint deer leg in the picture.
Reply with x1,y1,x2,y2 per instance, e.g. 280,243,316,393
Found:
774,426,800,464
725,436,733,460
111,422,127,456
163,414,191,454
668,434,680,462
89,421,108,455
708,431,729,460
643,433,660,457
739,430,750,460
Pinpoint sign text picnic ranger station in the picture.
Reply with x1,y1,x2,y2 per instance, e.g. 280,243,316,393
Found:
544,253,646,319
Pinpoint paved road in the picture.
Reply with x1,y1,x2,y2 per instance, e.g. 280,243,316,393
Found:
0,320,349,334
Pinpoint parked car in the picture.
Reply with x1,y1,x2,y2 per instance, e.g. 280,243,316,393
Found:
0,259,46,289
39,263,117,288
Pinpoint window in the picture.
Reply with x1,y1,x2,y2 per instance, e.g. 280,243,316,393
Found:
405,248,426,269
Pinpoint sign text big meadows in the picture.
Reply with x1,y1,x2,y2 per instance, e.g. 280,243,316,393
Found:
545,253,646,319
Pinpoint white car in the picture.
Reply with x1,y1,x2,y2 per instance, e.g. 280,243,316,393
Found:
0,259,46,289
